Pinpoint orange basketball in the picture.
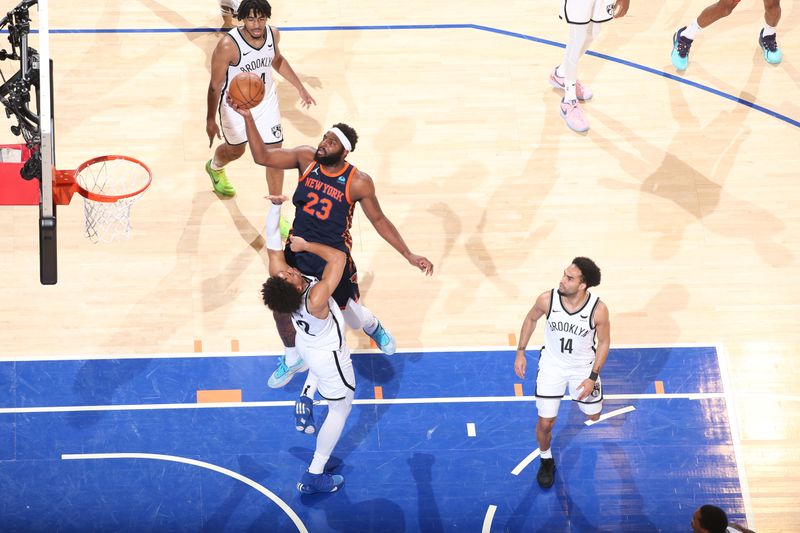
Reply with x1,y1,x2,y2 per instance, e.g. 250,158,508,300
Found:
228,72,265,109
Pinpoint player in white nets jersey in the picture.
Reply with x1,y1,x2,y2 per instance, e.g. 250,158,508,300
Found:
261,195,354,495
514,257,610,489
206,0,315,198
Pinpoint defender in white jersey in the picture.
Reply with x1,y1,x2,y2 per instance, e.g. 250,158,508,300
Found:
548,0,630,133
205,0,315,198
261,195,353,495
514,257,610,489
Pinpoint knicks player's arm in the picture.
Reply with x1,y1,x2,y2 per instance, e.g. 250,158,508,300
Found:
349,170,434,276
206,35,238,147
289,236,346,319
233,107,317,171
514,291,551,379
269,27,316,109
576,301,611,400
265,198,289,277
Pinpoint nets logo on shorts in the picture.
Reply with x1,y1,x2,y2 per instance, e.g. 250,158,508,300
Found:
606,4,614,16
271,125,282,137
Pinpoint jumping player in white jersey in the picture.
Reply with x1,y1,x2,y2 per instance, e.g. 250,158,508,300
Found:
549,0,630,133
514,257,611,489
206,0,315,199
262,194,353,494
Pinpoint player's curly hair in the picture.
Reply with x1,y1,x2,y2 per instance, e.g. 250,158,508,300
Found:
261,276,302,314
237,0,271,20
332,122,358,152
698,505,728,533
571,257,601,288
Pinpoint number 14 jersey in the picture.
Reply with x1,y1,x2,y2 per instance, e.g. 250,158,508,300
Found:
292,161,357,253
542,288,600,366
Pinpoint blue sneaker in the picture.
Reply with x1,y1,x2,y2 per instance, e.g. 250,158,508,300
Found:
671,27,692,71
365,320,396,355
295,396,316,434
759,29,782,65
267,356,308,389
297,471,344,494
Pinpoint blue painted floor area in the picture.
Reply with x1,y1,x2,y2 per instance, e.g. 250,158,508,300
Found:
0,347,746,532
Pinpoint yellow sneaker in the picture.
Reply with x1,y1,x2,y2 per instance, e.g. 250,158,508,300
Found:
280,214,291,240
205,159,235,197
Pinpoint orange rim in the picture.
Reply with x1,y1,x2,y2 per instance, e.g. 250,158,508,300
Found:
74,155,153,203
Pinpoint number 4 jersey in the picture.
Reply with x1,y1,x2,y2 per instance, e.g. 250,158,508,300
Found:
542,288,600,366
291,161,357,253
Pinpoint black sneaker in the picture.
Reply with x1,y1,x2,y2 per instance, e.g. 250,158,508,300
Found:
537,457,556,489
758,29,783,64
671,26,693,71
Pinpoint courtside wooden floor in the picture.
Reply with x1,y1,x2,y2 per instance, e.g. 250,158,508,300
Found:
0,1,798,529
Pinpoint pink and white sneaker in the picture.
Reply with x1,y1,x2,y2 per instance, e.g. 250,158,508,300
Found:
549,68,593,101
559,99,590,133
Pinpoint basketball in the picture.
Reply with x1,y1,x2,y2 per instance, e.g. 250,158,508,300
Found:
228,72,265,109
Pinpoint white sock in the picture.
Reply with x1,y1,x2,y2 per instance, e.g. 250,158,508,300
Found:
284,346,299,367
762,24,777,37
210,157,225,171
540,448,553,459
564,83,577,102
555,64,565,78
682,20,701,40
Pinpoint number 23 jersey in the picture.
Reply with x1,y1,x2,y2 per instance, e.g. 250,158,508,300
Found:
292,161,357,253
542,288,600,366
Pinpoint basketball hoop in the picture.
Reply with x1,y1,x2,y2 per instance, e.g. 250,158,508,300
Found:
53,155,152,243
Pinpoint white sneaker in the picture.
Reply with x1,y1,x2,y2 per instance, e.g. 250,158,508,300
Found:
549,68,593,101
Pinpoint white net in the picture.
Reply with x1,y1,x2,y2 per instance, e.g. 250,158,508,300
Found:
75,157,151,243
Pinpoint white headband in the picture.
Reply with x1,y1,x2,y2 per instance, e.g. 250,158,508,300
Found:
328,127,352,152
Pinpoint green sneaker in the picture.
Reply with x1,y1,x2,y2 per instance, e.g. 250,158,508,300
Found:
280,214,291,240
205,159,235,197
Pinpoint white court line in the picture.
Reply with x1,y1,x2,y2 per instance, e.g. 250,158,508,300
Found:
0,392,742,415
585,405,636,426
482,504,498,533
717,343,755,530
62,452,307,533
0,342,729,362
510,449,540,476
467,422,476,437
0,392,734,415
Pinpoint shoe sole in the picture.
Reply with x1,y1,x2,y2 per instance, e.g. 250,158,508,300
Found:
548,76,592,101
297,483,340,494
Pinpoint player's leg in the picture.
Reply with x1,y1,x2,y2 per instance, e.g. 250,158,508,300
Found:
333,257,397,355
263,144,291,239
297,346,356,494
557,23,591,133
534,355,567,488
759,0,782,64
672,0,742,70
267,312,307,388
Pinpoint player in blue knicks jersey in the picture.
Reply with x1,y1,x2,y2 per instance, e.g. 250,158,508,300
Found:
514,257,611,489
229,99,433,419
205,0,315,200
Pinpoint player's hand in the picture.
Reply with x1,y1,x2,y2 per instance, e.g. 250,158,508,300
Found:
288,235,307,252
265,194,289,205
613,0,630,18
576,378,595,401
406,253,434,275
206,120,221,148
514,352,527,379
298,87,316,109
225,92,252,118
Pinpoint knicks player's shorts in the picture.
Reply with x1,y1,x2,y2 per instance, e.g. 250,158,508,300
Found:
301,344,356,401
535,349,603,418
560,0,615,24
218,89,283,146
284,245,360,309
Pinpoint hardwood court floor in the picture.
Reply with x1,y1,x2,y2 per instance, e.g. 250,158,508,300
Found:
0,1,798,530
